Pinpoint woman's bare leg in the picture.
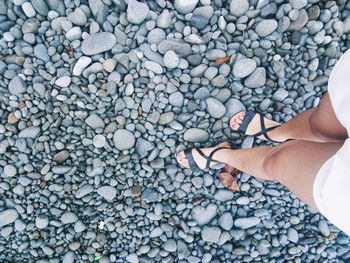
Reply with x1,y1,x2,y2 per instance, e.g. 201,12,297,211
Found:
232,92,348,143
178,140,344,210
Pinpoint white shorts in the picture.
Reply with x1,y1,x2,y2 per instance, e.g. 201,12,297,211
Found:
313,48,350,236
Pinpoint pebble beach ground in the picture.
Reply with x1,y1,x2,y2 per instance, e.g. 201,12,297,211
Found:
1,0,350,262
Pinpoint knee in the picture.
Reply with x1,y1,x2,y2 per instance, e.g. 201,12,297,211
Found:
262,147,283,182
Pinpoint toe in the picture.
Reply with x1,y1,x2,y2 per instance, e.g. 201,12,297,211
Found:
176,151,189,168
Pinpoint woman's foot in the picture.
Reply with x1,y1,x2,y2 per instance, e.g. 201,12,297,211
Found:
230,111,288,142
176,142,231,170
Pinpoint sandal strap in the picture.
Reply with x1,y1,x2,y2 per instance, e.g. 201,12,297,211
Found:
253,113,283,143
237,110,256,133
206,146,230,169
184,148,200,171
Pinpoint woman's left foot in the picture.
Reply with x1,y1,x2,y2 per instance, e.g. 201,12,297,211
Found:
176,142,231,170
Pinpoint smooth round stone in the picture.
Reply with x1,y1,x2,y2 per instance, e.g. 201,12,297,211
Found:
0,209,19,227
201,226,221,243
162,239,177,252
35,215,49,229
144,61,163,74
287,228,299,243
73,56,92,76
55,76,71,87
234,217,261,229
169,91,184,107
192,204,217,225
147,28,165,44
190,15,208,30
318,220,330,236
244,67,266,88
205,98,226,118
8,76,27,96
97,186,117,201
81,32,117,55
255,19,278,37
126,253,139,263
63,251,75,263
22,2,36,17
163,50,179,69
34,44,50,62
232,58,257,78
85,114,105,129
67,7,87,26
157,9,171,28
18,126,40,138
103,59,117,73
230,0,249,17
184,128,209,143
22,18,40,33
174,0,199,14
60,212,78,224
93,135,106,148
218,212,234,231
290,0,307,9
31,0,49,16
3,165,17,177
113,129,135,150
127,0,149,24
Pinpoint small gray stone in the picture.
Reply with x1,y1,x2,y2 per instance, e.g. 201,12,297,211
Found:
63,251,74,263
67,8,87,26
290,0,307,9
169,91,184,107
53,150,70,163
35,215,49,229
9,76,27,96
135,138,154,158
85,114,105,129
206,98,226,118
205,49,226,61
0,209,18,227
159,112,175,125
144,61,163,74
272,88,289,101
184,128,209,143
75,185,94,198
218,212,234,231
55,76,71,88
232,58,257,78
22,18,40,33
60,212,78,224
255,19,278,37
162,239,177,252
214,189,234,201
201,226,221,243
318,220,330,236
31,0,49,16
174,0,199,14
34,44,50,62
97,186,117,201
19,126,40,138
244,67,266,88
147,28,166,44
127,0,149,24
230,0,249,17
288,9,308,31
190,15,208,30
234,217,261,229
225,98,246,117
157,9,171,28
73,56,92,76
3,165,17,177
113,129,136,150
192,204,217,225
211,75,227,87
163,50,179,69
81,32,117,55
126,253,139,263
287,228,299,243
93,135,106,148
158,39,192,57
141,188,158,203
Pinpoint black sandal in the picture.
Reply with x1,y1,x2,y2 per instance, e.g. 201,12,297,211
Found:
181,142,233,172
235,110,292,143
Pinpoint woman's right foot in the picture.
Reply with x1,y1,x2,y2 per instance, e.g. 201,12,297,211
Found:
230,111,288,142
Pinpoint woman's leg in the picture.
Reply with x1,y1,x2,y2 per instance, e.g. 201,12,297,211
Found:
209,140,344,210
232,92,348,143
